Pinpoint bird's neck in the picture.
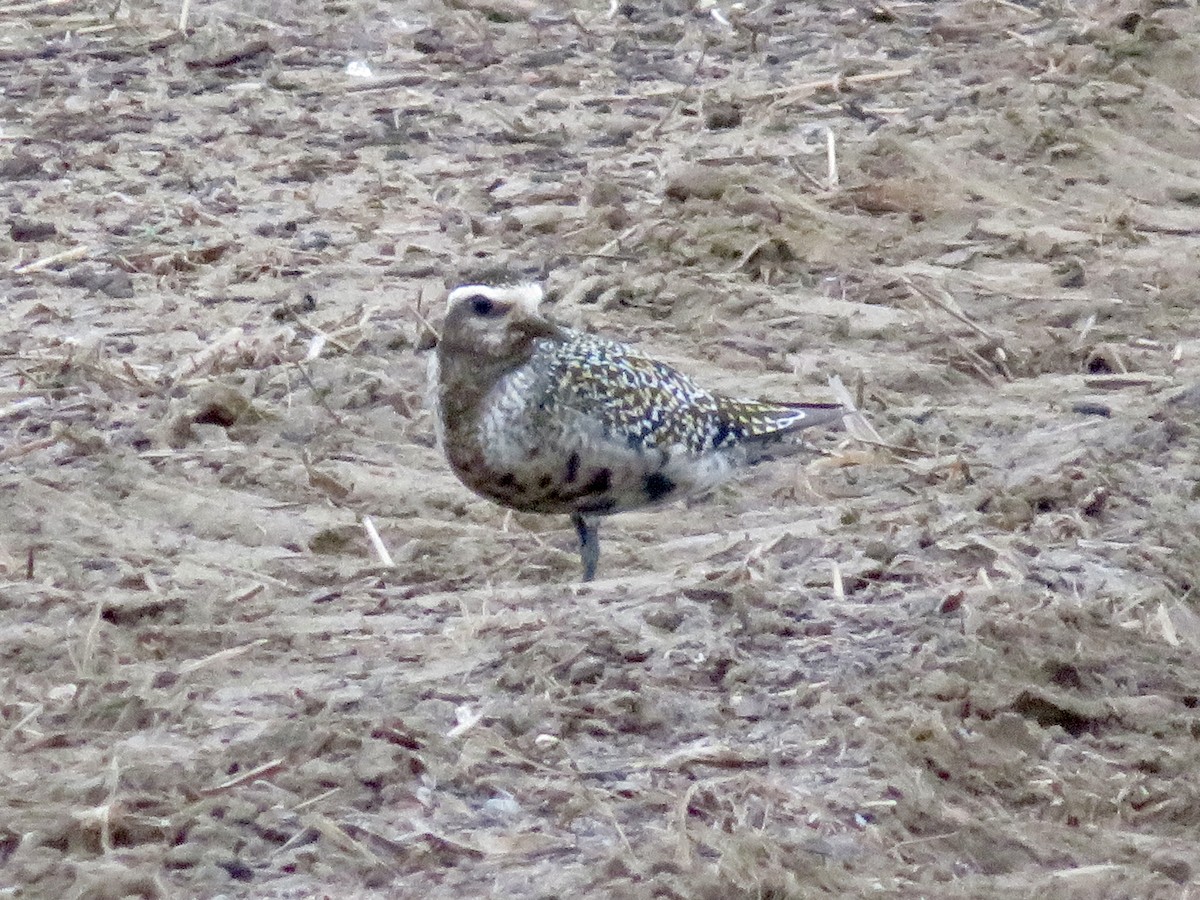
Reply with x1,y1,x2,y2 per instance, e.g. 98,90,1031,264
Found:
435,348,529,462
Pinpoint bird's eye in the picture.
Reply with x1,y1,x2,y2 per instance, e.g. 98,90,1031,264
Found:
470,295,497,316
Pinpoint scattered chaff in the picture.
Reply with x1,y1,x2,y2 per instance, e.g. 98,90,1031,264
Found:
1084,373,1175,389
279,303,358,356
292,786,342,813
223,583,265,604
289,357,346,426
67,596,106,678
0,396,47,421
362,516,396,568
168,327,246,385
902,277,1012,382
0,435,59,461
1154,603,1179,647
304,812,393,868
1049,864,1125,880
1,0,81,13
826,375,930,462
653,742,769,771
446,704,482,739
903,276,999,343
763,67,915,105
199,758,287,796
1,702,45,749
12,244,94,274
178,639,269,675
340,73,442,93
398,822,485,862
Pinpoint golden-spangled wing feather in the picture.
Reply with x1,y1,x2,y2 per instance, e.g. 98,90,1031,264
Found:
535,334,842,454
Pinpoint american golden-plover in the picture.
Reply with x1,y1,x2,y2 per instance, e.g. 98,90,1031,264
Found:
430,276,845,581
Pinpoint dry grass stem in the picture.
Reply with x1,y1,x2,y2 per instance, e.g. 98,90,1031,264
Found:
12,244,94,274
178,639,269,675
362,515,396,568
200,759,287,796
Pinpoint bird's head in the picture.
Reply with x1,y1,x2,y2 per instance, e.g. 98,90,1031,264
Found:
439,280,565,361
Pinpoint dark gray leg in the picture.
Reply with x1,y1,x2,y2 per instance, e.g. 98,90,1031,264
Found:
571,512,600,582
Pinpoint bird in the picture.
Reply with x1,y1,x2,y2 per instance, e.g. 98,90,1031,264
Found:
429,275,845,582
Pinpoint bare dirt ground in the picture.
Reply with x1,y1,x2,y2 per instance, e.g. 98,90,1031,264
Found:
3,0,1200,896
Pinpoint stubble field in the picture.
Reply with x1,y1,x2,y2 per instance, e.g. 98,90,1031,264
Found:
2,1,1200,896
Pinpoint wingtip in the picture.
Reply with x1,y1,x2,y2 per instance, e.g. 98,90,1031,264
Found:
792,403,849,429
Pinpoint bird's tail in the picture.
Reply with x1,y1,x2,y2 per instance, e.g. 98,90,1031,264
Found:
713,399,845,461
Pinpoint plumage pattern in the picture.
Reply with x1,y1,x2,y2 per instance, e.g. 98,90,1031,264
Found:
431,278,844,581
517,332,834,461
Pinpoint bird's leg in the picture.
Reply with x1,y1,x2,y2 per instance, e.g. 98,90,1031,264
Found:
571,512,600,582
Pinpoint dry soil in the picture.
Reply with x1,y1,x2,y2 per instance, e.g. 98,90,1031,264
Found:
3,0,1200,897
